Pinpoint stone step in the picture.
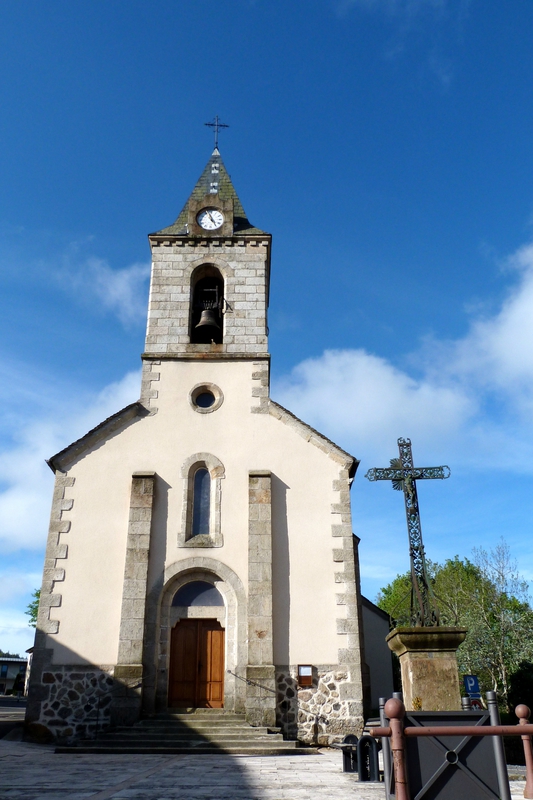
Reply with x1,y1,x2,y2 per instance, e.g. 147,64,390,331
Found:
362,718,381,737
95,727,284,738
166,721,246,726
150,715,248,728
104,730,284,740
133,724,277,733
160,708,246,719
56,744,316,756
74,737,286,748
54,709,302,756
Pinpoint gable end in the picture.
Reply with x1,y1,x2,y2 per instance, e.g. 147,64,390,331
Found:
268,399,359,476
47,402,148,473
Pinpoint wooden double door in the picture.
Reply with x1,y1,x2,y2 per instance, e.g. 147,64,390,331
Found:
168,618,225,708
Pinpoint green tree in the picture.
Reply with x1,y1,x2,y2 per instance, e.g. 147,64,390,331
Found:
25,589,40,628
467,542,533,705
376,542,533,710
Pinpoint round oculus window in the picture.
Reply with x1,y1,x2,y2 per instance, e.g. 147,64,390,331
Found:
189,383,224,414
195,391,215,409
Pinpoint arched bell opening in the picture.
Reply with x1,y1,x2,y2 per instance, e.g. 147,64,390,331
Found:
190,265,224,344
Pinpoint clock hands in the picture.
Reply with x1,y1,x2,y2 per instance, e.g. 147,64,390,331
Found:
197,208,224,230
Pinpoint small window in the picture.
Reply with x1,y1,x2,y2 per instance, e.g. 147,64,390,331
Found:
192,468,210,537
189,383,223,414
179,453,224,548
195,391,215,409
0,665,7,678
172,581,224,607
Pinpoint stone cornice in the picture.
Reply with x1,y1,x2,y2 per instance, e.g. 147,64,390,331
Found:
386,626,468,656
148,234,271,248
141,352,271,362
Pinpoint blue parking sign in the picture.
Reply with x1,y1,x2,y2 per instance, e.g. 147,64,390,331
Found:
464,675,480,695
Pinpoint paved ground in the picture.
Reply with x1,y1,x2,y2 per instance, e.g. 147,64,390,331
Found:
0,739,528,799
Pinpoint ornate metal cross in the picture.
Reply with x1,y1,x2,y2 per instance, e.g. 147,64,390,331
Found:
205,115,229,149
365,438,450,627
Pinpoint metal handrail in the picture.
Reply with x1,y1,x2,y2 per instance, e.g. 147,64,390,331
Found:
226,669,276,694
227,669,328,726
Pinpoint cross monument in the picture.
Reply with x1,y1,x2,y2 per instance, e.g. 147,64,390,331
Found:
365,437,450,627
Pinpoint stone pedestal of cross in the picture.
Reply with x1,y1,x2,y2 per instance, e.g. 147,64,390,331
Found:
365,437,450,628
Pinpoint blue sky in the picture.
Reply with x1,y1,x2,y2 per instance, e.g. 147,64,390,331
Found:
2,0,533,655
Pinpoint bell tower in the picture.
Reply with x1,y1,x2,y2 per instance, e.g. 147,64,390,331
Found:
144,148,271,361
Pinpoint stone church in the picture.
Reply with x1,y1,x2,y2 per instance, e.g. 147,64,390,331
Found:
26,148,392,744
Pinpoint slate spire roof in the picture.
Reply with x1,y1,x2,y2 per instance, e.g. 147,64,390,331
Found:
153,148,267,236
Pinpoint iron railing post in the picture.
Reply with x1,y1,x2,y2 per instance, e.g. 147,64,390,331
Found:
379,697,392,798
516,704,533,799
384,697,410,800
486,691,511,800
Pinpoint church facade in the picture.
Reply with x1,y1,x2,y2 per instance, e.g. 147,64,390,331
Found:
26,150,380,744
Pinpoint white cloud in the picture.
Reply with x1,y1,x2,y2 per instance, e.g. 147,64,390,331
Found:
59,257,150,328
0,571,41,605
0,366,141,653
273,239,533,472
274,348,474,460
443,243,533,411
0,608,35,657
0,369,141,553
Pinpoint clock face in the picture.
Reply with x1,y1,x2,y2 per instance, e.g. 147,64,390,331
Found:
197,208,224,231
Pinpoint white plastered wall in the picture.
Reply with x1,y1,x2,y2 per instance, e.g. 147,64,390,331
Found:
47,358,352,668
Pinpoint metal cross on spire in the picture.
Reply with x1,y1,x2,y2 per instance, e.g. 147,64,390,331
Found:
205,115,229,149
365,438,451,628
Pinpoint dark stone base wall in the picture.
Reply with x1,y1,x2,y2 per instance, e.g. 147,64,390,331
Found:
26,660,363,744
26,665,114,743
276,665,364,745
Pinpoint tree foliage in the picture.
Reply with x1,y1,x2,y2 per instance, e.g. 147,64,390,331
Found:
376,541,533,709
25,589,40,628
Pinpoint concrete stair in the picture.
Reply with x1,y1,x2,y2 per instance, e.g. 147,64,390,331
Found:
56,709,317,755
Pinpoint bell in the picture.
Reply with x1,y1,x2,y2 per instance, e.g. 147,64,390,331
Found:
195,309,220,330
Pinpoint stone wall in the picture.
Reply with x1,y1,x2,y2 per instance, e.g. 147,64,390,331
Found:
246,471,276,727
276,666,364,745
145,240,270,356
26,664,114,743
111,471,155,727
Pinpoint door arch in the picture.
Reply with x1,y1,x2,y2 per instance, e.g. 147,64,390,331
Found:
155,558,247,713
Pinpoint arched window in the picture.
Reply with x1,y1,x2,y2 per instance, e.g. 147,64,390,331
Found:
190,265,224,344
192,468,210,537
179,453,225,548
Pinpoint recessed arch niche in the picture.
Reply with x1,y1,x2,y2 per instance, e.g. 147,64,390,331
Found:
156,558,247,713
